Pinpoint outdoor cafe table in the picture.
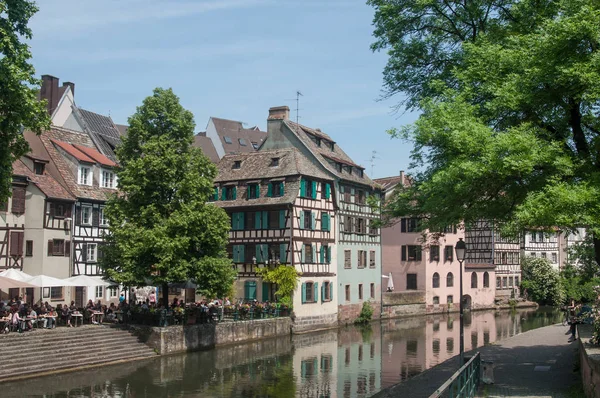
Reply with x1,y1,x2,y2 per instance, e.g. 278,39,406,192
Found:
71,312,83,327
38,314,57,328
91,311,104,324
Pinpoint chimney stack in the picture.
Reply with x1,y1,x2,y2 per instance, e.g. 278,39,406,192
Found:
400,170,405,185
268,106,290,121
40,75,60,115
62,81,75,97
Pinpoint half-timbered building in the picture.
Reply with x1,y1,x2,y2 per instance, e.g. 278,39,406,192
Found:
522,230,561,271
214,148,338,332
260,106,382,324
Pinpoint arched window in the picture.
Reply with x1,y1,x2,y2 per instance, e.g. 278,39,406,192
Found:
471,272,478,288
483,272,490,288
432,272,440,288
446,272,454,287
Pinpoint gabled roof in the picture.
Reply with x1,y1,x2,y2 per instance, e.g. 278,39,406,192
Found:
77,108,122,161
12,160,74,201
211,117,267,154
282,120,377,187
72,144,117,167
51,139,96,163
193,134,219,163
374,174,410,192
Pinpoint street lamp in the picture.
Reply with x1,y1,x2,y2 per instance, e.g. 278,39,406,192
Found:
455,238,467,367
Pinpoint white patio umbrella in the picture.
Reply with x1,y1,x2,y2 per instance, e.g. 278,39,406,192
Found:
64,275,115,287
387,272,394,291
25,274,76,287
0,275,37,289
0,269,32,281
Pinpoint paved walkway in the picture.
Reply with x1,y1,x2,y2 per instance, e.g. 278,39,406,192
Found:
373,324,580,398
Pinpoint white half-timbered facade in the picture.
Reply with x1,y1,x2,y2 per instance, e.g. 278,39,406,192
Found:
522,230,561,271
215,148,339,332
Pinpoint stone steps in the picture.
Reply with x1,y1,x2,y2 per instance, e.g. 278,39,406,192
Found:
0,325,157,382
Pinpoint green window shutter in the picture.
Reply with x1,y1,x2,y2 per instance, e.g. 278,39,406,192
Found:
279,210,286,229
214,187,219,201
255,212,262,230
267,183,273,197
329,283,333,302
232,213,239,230
321,284,325,303
249,281,257,300
262,211,268,230
301,244,306,263
321,213,328,231
311,181,317,199
239,212,245,230
301,283,306,304
311,212,316,230
256,244,262,263
240,245,245,263
325,183,331,199
262,282,269,302
327,246,331,263
312,245,317,264
233,245,239,262
244,281,250,300
256,185,260,198
314,282,318,303
221,187,227,201
279,243,287,263
299,211,305,230
280,182,285,195
300,179,306,197
232,186,237,200
320,246,325,264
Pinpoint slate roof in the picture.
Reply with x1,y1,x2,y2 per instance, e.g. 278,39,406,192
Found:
282,120,378,188
12,160,74,201
77,108,122,161
214,148,333,209
193,134,220,163
211,117,267,154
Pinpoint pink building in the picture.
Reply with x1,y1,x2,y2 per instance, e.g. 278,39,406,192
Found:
376,173,495,313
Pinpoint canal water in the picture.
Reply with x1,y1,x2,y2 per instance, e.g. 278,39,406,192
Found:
4,307,560,398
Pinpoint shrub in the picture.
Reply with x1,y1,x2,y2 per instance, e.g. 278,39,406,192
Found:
355,302,374,325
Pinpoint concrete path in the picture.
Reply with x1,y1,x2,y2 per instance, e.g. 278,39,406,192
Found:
372,324,580,398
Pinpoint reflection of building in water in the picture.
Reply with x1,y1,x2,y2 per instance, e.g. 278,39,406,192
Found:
293,331,339,397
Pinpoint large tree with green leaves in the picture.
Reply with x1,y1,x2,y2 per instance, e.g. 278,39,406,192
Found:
0,0,50,204
370,0,600,263
521,257,564,305
101,88,235,306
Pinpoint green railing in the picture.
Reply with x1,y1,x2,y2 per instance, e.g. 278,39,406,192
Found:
429,352,481,398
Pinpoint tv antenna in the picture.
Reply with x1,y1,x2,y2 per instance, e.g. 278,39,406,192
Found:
295,91,303,127
366,150,380,177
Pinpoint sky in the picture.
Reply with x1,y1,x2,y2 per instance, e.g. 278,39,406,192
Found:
28,0,418,179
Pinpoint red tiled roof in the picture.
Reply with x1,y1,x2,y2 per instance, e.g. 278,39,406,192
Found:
51,139,95,163
73,144,117,167
12,160,74,201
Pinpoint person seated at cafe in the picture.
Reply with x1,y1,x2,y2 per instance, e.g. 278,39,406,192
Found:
171,298,179,309
9,307,20,332
106,303,117,322
25,307,36,331
44,305,56,329
141,299,150,311
92,300,103,324
61,303,72,327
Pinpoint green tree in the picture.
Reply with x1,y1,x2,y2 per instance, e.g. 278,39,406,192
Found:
101,88,234,306
256,265,299,308
370,0,600,263
561,235,600,303
520,257,564,306
0,0,50,204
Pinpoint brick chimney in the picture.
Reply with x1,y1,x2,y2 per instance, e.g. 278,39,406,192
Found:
40,75,60,115
400,170,405,186
62,81,75,97
268,106,290,121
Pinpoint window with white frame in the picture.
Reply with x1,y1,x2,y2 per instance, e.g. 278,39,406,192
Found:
78,165,92,186
95,285,103,298
551,252,558,263
108,286,118,298
101,169,116,188
87,243,97,262
99,207,108,226
81,205,92,225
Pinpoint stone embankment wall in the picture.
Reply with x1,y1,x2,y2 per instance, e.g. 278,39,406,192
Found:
578,325,600,398
293,312,338,333
338,301,382,325
130,318,292,355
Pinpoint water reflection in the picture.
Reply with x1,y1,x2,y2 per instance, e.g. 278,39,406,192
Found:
4,307,560,398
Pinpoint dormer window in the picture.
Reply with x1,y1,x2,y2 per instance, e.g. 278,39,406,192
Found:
34,162,45,175
101,169,117,188
359,169,364,178
247,183,260,199
337,163,343,172
233,160,242,169
239,138,247,146
224,136,232,144
315,138,321,147
78,165,92,186
270,157,280,167
329,142,335,151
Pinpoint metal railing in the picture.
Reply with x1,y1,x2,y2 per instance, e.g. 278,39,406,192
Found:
429,352,481,398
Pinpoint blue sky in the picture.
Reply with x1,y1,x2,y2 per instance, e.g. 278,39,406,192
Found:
29,0,417,179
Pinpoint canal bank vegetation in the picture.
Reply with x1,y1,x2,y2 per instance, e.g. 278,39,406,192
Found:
355,301,374,324
520,257,564,306
256,265,300,308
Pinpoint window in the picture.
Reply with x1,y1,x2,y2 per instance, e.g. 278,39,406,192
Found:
357,250,367,268
471,272,478,288
323,281,331,301
400,218,420,233
8,231,23,257
433,296,440,305
48,239,66,256
444,246,453,262
238,138,247,146
496,277,501,288
305,282,314,302
302,210,312,230
222,186,237,200
483,272,490,288
358,284,363,300
345,285,350,301
78,166,92,186
502,277,508,288
344,250,351,268
508,276,514,287
25,240,33,257
342,186,351,202
370,283,375,299
81,205,92,225
315,137,321,147
432,272,440,288
87,243,97,262
268,181,284,197
97,207,108,226
344,216,353,233
446,272,454,287
369,250,376,268
356,190,366,204
108,286,118,298
447,295,453,304
268,210,282,229
321,212,330,232
95,286,103,298
356,218,366,234
231,212,245,230
101,169,116,188
515,276,520,286
369,220,378,236
11,186,25,214
303,244,313,263
247,183,260,199
401,245,422,261
530,252,536,257
552,252,557,263
406,274,417,290
224,136,232,144
541,252,547,259
34,162,45,175
530,232,537,242
232,160,241,169
443,225,457,234
270,157,279,167
430,245,440,262
50,287,63,300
